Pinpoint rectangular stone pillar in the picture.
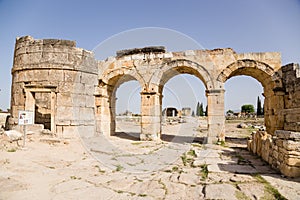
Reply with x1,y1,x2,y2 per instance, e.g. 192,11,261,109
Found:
140,92,161,141
50,91,56,133
25,90,35,112
264,90,285,135
95,95,112,136
94,83,116,137
206,89,225,144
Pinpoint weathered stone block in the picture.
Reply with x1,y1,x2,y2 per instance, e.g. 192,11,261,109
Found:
284,156,300,167
56,93,72,106
141,116,161,124
72,94,86,107
56,106,78,121
247,139,252,152
273,150,278,160
79,107,94,121
48,69,64,82
85,96,95,108
80,72,98,85
275,139,283,148
282,140,300,151
279,163,300,177
141,105,161,116
64,70,81,83
278,152,284,162
85,84,95,96
275,130,300,140
61,125,79,138
261,138,271,162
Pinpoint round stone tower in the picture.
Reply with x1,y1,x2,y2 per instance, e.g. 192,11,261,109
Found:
10,36,98,137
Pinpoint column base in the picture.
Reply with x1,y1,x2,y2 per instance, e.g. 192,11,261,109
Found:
205,136,219,144
140,133,160,141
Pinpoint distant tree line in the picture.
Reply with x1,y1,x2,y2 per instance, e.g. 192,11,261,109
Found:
194,96,263,117
226,96,264,117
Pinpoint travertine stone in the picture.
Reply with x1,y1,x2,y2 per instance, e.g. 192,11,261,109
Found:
9,36,300,177
11,36,97,138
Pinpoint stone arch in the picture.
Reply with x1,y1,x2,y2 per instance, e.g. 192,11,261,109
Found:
217,59,275,88
151,59,213,90
101,67,146,89
217,59,283,136
145,59,215,141
109,74,142,135
95,72,143,137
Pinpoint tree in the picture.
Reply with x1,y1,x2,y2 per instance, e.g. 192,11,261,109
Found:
191,111,195,117
256,96,263,116
196,102,204,116
241,104,255,113
226,110,234,116
205,105,208,116
199,103,204,116
196,102,200,116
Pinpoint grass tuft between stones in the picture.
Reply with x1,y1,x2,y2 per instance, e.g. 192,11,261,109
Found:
115,164,123,172
138,193,147,197
199,164,209,180
235,190,251,200
253,174,287,200
7,148,16,152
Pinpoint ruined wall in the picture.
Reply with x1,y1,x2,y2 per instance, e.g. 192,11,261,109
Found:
10,36,98,137
281,63,300,131
248,63,300,177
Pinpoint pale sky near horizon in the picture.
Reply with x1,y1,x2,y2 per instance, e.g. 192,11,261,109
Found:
0,0,300,114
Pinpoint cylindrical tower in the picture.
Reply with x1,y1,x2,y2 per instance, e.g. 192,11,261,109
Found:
10,36,98,137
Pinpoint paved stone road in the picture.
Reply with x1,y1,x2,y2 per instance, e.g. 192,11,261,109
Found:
1,119,299,199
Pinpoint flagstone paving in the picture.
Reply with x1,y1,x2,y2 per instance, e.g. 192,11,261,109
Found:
1,119,299,199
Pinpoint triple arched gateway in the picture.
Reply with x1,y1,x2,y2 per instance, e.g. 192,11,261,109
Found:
9,36,289,144
94,46,282,143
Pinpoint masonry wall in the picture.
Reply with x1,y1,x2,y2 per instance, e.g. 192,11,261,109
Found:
10,36,98,137
248,63,300,177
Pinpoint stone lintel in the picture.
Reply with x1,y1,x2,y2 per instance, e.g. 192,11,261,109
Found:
24,84,57,92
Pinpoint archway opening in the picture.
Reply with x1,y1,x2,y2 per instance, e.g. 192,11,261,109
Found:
161,72,207,143
110,77,141,140
225,76,265,144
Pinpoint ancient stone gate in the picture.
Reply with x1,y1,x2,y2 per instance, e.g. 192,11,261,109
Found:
10,36,284,142
10,36,300,176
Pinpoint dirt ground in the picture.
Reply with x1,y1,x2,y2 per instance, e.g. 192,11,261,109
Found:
1,117,299,200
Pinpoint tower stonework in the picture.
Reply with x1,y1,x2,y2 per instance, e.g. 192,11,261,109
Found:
11,36,98,138
9,36,300,177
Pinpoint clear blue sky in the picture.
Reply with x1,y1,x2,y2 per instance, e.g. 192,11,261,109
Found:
1,0,300,113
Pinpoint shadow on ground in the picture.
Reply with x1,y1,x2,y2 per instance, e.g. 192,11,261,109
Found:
113,132,205,144
225,136,248,146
